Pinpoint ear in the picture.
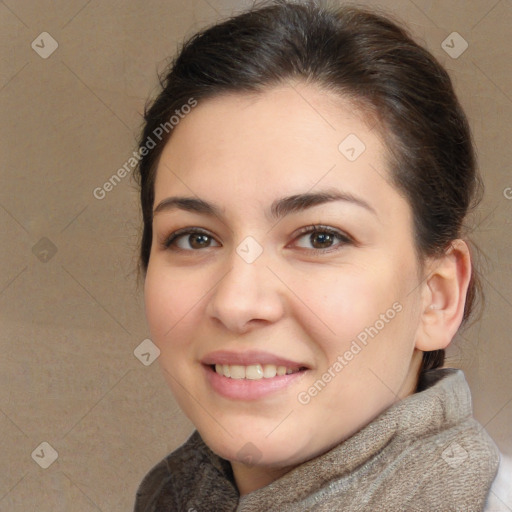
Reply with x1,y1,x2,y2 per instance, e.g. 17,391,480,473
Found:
415,239,472,351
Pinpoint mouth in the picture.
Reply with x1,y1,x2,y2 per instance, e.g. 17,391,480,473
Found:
201,350,310,400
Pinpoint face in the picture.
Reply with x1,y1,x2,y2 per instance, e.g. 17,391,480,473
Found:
144,83,425,471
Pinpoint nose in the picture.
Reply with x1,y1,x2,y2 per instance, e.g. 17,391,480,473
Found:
206,249,285,334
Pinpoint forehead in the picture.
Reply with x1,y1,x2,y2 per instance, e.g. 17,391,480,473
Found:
154,84,401,220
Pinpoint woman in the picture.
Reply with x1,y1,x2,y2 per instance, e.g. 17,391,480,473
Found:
132,1,509,510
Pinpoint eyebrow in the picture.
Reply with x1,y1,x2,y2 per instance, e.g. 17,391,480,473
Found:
152,189,377,220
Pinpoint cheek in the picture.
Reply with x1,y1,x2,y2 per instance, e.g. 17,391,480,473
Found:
143,264,203,347
301,266,397,341
298,262,417,381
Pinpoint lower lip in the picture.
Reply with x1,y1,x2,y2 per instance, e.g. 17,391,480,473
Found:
203,364,307,400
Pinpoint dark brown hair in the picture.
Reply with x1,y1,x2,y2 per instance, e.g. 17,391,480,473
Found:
133,0,483,376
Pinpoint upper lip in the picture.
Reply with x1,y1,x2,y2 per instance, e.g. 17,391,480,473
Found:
201,350,309,368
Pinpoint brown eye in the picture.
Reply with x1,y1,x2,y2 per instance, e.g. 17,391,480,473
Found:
309,231,336,249
186,233,212,249
163,229,220,251
294,226,351,251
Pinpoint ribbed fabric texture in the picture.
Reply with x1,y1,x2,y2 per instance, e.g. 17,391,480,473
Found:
134,368,499,511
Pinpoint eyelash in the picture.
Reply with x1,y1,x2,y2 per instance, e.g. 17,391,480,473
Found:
161,225,353,254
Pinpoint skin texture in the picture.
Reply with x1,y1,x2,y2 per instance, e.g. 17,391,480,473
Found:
143,83,471,495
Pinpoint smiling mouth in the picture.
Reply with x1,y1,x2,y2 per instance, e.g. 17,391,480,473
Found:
209,363,308,380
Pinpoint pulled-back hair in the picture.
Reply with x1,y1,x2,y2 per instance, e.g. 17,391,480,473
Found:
133,0,483,376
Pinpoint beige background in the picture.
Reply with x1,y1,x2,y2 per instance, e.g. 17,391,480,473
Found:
1,0,511,510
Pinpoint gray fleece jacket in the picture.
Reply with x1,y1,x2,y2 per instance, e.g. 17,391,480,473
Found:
134,368,501,511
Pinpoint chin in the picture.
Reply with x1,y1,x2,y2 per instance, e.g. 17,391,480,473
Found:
198,425,309,468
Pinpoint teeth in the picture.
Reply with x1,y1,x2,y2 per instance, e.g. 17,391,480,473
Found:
230,365,246,379
214,363,301,379
245,364,264,380
263,365,277,378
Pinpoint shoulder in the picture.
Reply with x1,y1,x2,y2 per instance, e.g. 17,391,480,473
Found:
484,452,512,511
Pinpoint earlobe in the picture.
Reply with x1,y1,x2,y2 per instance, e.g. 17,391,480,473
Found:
415,239,472,352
